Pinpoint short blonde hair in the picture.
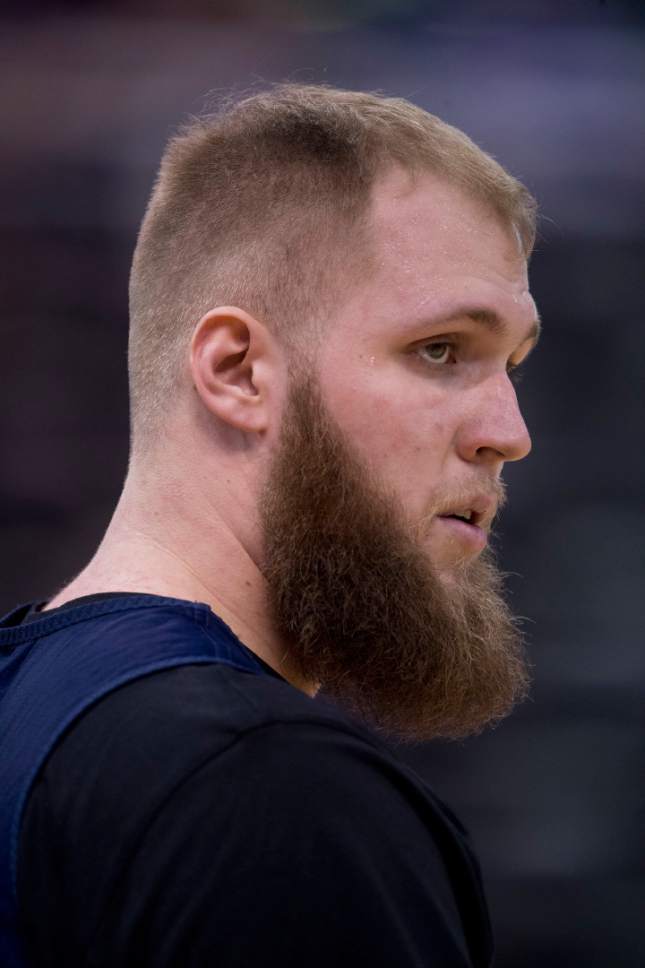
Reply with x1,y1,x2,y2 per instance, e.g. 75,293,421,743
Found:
129,83,536,453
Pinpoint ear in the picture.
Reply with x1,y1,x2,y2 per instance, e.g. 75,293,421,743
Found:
189,307,280,435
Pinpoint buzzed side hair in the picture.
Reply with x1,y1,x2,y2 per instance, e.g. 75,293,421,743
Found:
128,83,537,453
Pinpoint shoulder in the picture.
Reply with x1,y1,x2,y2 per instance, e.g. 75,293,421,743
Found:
23,659,444,848
20,660,473,867
19,664,491,967
19,661,412,868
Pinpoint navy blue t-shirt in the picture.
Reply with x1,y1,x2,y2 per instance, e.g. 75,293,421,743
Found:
4,593,493,967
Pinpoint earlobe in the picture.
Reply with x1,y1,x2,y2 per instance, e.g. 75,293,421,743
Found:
189,307,273,434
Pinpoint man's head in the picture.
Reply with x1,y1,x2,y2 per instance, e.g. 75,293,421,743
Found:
127,84,540,742
128,83,535,453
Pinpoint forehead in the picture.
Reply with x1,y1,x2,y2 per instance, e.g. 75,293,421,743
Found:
359,167,533,328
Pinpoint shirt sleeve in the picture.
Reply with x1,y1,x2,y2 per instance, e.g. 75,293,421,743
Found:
83,721,479,968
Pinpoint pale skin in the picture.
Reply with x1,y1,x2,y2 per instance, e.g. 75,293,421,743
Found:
44,168,539,693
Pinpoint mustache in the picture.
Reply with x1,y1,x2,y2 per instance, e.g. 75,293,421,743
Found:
419,477,508,528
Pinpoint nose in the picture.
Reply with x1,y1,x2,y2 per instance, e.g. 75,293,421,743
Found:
455,373,532,468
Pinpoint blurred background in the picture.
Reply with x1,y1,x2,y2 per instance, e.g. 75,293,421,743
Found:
2,1,644,965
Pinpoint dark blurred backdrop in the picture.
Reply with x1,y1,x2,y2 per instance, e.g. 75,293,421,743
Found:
2,1,644,965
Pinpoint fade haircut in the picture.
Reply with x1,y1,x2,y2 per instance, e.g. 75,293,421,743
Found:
128,83,537,453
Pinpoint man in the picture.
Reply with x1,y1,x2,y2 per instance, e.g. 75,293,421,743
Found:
0,84,540,967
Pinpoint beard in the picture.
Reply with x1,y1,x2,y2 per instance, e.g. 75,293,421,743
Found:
258,372,529,744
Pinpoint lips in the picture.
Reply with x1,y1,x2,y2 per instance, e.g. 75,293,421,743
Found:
436,494,496,532
434,514,488,553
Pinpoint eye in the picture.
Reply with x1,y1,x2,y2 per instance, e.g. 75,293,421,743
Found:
416,340,528,383
417,341,455,366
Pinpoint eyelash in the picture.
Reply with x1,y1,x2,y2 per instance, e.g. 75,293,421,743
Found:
417,341,524,385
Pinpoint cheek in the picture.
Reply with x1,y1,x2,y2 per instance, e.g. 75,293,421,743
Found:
324,367,452,511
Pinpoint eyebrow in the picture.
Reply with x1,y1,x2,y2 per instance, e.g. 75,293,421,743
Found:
444,306,542,347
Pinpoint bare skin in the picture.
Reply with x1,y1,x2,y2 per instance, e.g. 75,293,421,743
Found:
44,168,539,705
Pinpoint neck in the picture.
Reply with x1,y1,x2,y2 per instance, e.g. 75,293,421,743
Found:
46,464,316,697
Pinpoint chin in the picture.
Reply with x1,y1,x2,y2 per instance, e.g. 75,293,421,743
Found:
434,553,476,585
